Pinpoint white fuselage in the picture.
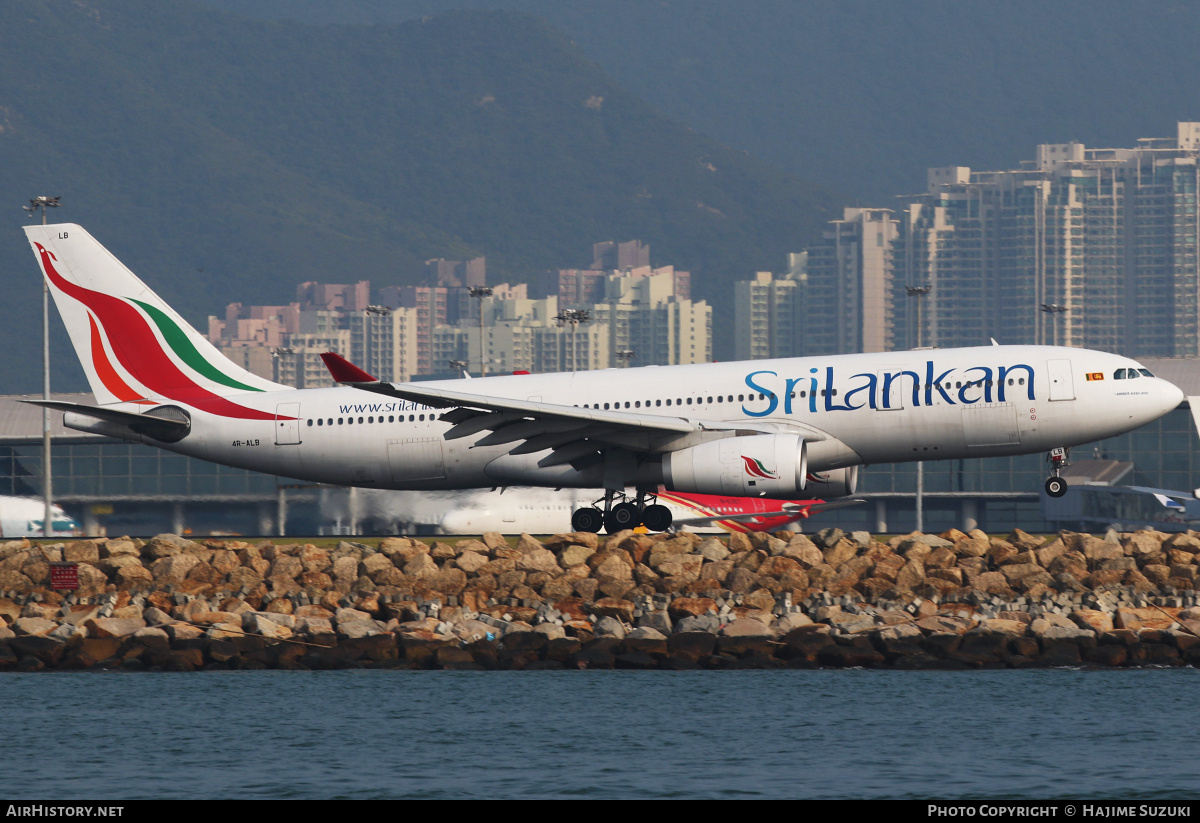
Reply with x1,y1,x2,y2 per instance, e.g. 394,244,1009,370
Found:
106,345,1182,493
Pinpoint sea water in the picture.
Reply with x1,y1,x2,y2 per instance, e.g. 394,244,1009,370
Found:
1,668,1197,799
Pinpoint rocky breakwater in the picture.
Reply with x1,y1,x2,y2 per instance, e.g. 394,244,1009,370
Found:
2,527,1200,670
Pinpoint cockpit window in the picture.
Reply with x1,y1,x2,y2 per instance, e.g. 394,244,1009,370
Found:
1138,368,1154,377
1114,368,1127,379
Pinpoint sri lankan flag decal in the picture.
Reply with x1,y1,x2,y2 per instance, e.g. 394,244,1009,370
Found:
1086,372,1104,381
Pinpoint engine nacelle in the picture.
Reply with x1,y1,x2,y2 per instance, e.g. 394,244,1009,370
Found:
803,466,859,498
662,434,808,497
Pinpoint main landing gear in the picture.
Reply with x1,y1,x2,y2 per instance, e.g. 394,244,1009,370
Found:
571,488,674,534
1044,447,1069,498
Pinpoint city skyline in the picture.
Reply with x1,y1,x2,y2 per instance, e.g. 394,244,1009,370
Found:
741,123,1200,363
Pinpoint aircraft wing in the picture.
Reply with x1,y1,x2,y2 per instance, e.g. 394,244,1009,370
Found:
321,352,826,463
669,497,866,529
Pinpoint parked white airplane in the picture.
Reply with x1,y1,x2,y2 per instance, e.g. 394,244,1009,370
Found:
0,497,82,538
24,224,1186,533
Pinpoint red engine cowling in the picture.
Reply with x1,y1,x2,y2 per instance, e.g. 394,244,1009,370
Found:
803,466,859,498
661,434,808,496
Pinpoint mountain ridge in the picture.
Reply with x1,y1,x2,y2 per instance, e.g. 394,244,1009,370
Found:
0,0,841,392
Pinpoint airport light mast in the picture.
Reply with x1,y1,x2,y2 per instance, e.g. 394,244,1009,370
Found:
1040,303,1068,347
906,284,932,533
467,286,493,376
24,196,61,538
555,309,591,373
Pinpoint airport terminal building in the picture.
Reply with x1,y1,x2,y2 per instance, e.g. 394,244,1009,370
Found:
3,357,1198,537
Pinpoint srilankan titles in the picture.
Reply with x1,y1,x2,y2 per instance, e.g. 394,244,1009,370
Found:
742,359,1037,416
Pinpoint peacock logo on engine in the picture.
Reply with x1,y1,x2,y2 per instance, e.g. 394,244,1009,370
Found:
742,456,778,480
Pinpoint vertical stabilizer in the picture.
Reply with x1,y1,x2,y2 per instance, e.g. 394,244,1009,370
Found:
24,223,288,407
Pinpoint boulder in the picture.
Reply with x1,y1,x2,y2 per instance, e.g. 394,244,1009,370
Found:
589,597,635,623
593,616,626,639
517,548,562,574
150,553,201,584
558,544,596,568
696,538,730,562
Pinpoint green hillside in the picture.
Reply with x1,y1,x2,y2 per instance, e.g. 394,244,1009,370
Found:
204,0,1200,202
0,0,840,393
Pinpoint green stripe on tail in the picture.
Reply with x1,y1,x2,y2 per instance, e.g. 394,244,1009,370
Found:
133,299,264,393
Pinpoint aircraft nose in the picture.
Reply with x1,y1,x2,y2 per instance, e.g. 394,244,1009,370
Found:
1161,379,1186,414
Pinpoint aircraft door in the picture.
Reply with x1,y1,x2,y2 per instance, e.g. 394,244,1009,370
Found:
275,403,301,445
875,369,906,411
388,438,447,481
1047,359,1075,401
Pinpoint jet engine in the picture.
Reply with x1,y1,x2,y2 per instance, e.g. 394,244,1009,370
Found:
661,434,807,497
802,466,859,498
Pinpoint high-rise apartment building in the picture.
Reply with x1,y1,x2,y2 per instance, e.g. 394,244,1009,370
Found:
891,124,1200,357
734,206,896,361
801,208,896,355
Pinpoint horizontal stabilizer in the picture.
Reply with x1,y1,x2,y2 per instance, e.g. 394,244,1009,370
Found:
320,351,377,384
22,400,190,442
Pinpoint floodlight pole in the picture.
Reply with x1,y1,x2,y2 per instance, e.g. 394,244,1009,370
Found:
555,309,590,373
1040,303,1067,347
906,285,931,533
468,286,493,376
25,197,60,538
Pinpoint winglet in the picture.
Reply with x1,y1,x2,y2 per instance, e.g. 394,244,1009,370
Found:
320,351,378,383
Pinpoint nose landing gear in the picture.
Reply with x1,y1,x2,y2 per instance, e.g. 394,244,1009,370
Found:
1045,447,1069,498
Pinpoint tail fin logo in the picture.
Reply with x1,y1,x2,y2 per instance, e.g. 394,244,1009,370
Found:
742,456,778,479
34,243,281,421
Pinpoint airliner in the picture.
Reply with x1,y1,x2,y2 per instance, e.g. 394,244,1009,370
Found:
23,224,1187,534
0,496,82,538
353,486,863,535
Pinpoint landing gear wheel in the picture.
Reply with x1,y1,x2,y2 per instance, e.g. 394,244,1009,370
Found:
572,507,604,533
605,502,641,533
1045,477,1068,498
641,504,673,533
